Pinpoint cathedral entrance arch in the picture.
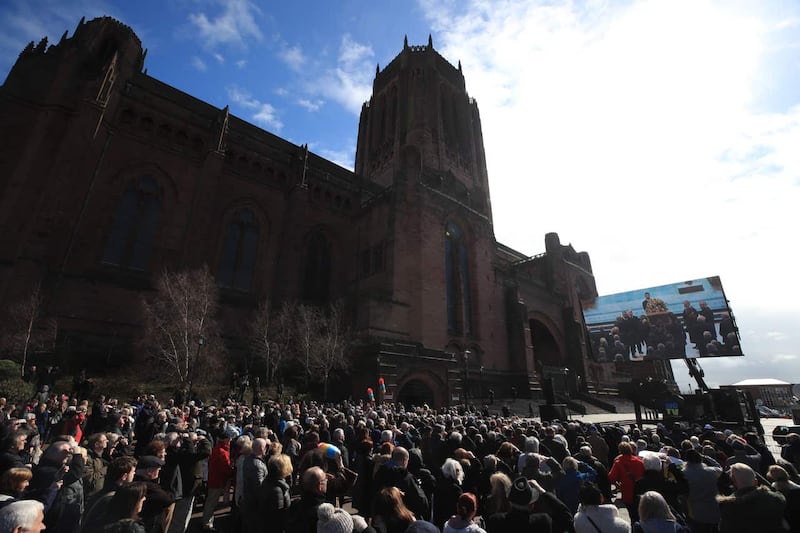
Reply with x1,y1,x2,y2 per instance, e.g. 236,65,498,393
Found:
529,315,565,367
397,371,445,407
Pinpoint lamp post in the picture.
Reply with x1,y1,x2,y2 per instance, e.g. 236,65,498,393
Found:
376,354,382,403
479,365,484,400
463,349,471,406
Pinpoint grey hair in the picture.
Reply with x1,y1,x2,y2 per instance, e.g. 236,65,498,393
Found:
441,458,464,484
523,436,539,454
0,500,44,531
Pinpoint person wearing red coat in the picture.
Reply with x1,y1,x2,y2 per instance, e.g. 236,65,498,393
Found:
201,431,235,531
608,442,645,513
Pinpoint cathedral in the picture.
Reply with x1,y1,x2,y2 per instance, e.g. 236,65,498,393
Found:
0,17,672,405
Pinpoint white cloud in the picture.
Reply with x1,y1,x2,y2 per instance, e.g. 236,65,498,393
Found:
227,85,283,131
338,34,373,68
319,147,355,170
275,87,289,97
297,98,323,112
417,0,800,383
235,59,247,69
213,53,225,64
309,34,374,114
279,44,306,71
188,0,262,49
190,56,207,72
253,103,282,131
766,331,789,341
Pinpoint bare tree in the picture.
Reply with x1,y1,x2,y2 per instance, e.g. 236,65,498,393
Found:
1,283,57,378
294,303,321,390
310,300,351,401
249,299,295,385
140,266,223,395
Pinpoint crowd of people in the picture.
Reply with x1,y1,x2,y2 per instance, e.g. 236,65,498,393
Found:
0,379,798,533
589,297,741,363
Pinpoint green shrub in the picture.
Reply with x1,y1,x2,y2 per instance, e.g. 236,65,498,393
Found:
0,378,33,403
0,360,20,381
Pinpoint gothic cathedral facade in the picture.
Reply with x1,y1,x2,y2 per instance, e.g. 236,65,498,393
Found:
0,17,671,405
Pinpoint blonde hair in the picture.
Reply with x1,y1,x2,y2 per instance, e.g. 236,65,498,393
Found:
268,453,293,479
638,491,675,521
487,472,512,514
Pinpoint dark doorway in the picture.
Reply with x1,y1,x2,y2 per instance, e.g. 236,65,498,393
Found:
530,319,562,367
397,379,435,407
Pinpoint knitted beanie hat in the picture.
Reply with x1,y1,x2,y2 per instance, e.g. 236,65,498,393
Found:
317,503,353,533
351,514,368,533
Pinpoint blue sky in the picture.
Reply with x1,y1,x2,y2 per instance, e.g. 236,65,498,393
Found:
2,0,799,390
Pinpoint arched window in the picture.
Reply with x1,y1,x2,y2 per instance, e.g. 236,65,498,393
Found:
303,231,331,304
445,222,472,335
217,208,259,291
102,175,162,270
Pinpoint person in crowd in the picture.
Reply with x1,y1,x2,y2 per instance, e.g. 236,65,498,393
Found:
231,433,253,516
81,456,138,533
351,438,375,519
782,434,800,472
433,458,464,529
680,448,721,533
0,430,29,474
133,455,174,533
484,472,511,517
718,463,787,533
263,453,293,533
201,428,235,531
98,481,148,533
0,468,33,510
241,437,268,533
485,476,552,533
372,486,417,533
315,502,374,533
554,456,596,514
633,491,687,533
767,464,800,532
83,432,109,499
0,499,46,533
373,446,430,520
633,454,688,513
288,466,328,533
407,447,436,520
608,442,645,517
574,482,630,533
443,492,486,533
29,438,84,533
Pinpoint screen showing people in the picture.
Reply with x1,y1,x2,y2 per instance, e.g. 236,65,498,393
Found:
582,276,742,362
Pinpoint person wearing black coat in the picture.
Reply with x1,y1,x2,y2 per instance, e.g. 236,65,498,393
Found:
262,454,293,533
287,466,326,533
407,447,436,521
177,433,211,498
0,430,29,474
132,456,175,533
432,458,463,529
373,447,430,520
487,477,552,533
29,440,85,533
633,454,689,516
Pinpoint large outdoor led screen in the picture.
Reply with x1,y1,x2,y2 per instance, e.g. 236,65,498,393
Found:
582,276,743,362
